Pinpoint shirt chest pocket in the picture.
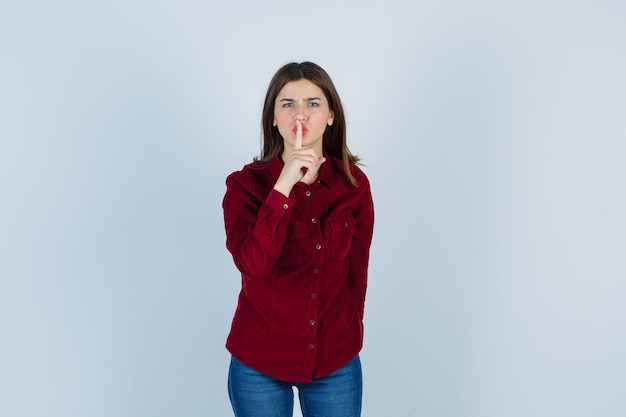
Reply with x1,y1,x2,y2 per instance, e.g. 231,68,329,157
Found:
327,214,355,261
277,222,312,267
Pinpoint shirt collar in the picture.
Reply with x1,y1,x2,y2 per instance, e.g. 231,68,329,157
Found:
316,153,334,189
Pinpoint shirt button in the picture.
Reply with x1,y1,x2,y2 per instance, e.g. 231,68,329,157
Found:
311,293,317,299
306,191,312,197
309,344,315,350
315,244,322,250
310,320,315,326
313,268,319,274
311,218,317,224
283,203,289,209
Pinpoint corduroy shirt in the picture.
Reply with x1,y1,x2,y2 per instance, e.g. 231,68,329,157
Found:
223,154,374,383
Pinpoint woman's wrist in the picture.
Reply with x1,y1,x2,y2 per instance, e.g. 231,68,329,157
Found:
273,180,293,198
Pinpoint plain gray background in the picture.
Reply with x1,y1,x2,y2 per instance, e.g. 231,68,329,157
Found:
1,1,625,416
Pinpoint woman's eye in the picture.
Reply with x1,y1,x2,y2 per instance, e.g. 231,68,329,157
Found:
282,103,294,108
309,102,319,107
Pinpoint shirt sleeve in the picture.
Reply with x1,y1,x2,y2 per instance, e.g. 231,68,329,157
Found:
223,171,295,281
347,171,375,320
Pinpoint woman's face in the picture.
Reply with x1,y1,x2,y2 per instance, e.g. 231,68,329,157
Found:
273,79,334,156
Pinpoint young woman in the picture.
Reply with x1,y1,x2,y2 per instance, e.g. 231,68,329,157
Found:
223,62,374,417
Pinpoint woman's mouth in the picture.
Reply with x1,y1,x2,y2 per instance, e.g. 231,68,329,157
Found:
292,125,308,136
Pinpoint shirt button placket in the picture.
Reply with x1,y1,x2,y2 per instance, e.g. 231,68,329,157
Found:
304,185,320,370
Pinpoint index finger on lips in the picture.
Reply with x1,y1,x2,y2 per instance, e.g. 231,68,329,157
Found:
295,120,303,150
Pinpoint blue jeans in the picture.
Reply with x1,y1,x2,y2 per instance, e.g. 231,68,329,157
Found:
228,355,362,417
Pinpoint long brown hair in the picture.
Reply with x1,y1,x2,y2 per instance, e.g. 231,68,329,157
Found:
255,62,361,186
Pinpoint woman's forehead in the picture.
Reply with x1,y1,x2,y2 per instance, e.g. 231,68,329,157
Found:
277,79,325,98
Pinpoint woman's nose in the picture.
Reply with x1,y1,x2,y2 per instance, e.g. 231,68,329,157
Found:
295,104,308,121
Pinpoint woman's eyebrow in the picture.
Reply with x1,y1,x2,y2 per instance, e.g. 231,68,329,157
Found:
279,97,321,102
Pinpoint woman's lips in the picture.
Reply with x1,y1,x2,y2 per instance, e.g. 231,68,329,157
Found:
292,125,308,136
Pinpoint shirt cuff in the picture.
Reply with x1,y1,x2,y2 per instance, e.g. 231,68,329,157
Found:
266,189,296,213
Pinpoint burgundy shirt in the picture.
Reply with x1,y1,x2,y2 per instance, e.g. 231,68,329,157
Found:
223,155,374,383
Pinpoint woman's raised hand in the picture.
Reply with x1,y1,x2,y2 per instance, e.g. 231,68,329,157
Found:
273,120,326,197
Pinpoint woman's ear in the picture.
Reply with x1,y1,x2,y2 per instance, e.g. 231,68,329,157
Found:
328,112,334,126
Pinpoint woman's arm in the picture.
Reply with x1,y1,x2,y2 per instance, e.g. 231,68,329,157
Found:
223,172,295,281
347,172,375,320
